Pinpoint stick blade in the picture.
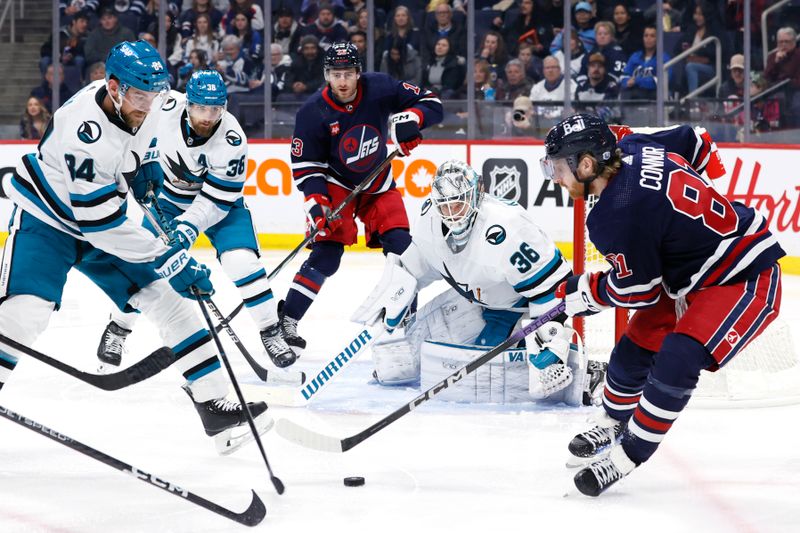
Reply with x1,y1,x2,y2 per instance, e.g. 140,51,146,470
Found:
236,490,267,527
275,418,344,453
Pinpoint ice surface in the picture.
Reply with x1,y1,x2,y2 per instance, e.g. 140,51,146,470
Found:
0,250,798,532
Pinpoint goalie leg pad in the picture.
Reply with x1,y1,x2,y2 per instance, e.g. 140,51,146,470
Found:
372,337,419,385
420,340,530,403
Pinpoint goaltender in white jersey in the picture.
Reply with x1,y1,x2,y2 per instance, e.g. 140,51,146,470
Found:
353,160,606,405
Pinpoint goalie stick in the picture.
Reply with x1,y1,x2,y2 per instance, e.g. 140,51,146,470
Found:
276,301,567,453
0,404,266,527
214,150,401,332
0,333,173,391
241,324,384,407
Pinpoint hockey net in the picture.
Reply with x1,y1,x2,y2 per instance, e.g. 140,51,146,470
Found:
573,197,800,407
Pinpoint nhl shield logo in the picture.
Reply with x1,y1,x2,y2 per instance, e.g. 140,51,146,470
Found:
482,158,528,206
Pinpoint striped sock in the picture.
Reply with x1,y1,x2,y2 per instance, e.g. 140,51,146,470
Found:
284,264,327,320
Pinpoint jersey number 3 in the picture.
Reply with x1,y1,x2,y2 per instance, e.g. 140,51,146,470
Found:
667,169,737,236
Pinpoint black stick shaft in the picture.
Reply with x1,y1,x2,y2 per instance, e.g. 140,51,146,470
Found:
0,404,266,526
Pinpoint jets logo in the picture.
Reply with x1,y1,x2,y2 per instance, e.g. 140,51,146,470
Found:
339,124,381,172
485,224,506,245
77,121,101,144
225,130,242,146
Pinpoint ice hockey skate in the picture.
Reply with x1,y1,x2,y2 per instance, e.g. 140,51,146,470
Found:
573,445,637,497
96,320,131,371
278,301,306,355
183,385,274,455
260,323,297,368
567,412,624,467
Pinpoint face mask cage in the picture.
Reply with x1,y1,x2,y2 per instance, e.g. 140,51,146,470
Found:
431,164,482,251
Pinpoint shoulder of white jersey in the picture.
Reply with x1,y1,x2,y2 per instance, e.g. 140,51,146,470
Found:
161,90,186,113
212,113,247,154
477,196,540,243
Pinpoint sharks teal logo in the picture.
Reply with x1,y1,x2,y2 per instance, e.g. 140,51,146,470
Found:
225,130,242,146
77,121,101,144
485,224,506,245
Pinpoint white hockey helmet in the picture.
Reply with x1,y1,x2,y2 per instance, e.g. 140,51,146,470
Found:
430,160,484,253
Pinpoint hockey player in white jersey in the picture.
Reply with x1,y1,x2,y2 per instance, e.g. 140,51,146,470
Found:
0,41,271,453
95,70,296,369
352,160,606,405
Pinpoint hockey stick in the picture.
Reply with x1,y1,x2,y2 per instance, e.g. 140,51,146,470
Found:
0,333,173,391
0,404,265,527
241,323,385,407
276,301,567,453
144,195,302,386
193,288,285,495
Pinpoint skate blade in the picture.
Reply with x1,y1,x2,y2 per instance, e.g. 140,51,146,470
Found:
214,413,275,456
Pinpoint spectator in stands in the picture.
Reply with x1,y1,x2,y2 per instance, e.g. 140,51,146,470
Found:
350,7,386,63
114,0,149,34
549,2,596,56
19,96,51,140
466,58,495,101
302,3,349,51
381,40,422,85
500,0,552,58
750,72,782,133
176,13,221,69
350,30,381,70
274,7,301,56
612,3,643,57
216,34,256,94
223,0,265,33
575,52,620,102
40,12,89,77
229,12,264,67
422,3,465,63
497,59,533,101
553,29,587,78
179,0,224,39
478,30,509,82
385,6,421,54
643,1,681,32
764,26,800,127
147,11,182,63
299,0,346,23
279,35,325,102
177,49,210,91
675,2,726,95
517,43,544,83
138,32,157,49
30,64,73,113
59,0,98,21
581,21,627,81
84,8,136,66
529,55,574,120
539,0,565,34
719,53,745,100
421,36,465,99
86,61,105,82
620,25,672,100
268,42,292,97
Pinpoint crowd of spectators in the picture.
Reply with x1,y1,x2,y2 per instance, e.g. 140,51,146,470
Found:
19,0,800,139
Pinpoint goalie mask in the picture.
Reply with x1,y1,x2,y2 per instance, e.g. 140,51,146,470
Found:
430,160,483,253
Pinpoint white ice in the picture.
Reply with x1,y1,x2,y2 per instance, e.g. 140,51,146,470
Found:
0,250,798,533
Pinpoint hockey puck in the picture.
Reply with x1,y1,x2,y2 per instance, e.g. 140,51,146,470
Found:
343,476,365,487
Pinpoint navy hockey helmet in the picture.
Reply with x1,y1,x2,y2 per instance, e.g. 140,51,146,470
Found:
541,113,616,183
324,42,362,72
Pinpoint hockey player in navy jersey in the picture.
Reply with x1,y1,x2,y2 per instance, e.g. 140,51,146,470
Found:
542,113,784,496
94,70,296,369
0,41,271,454
279,42,443,365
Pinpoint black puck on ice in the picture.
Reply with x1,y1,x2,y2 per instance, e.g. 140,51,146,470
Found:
343,476,365,487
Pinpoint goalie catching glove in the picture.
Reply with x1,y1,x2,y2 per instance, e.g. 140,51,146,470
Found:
556,272,612,317
351,253,417,333
304,194,343,238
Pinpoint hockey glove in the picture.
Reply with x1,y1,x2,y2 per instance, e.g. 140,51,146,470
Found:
556,272,611,317
390,110,423,156
529,321,570,368
154,244,214,299
304,194,342,238
130,161,164,202
170,219,199,250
